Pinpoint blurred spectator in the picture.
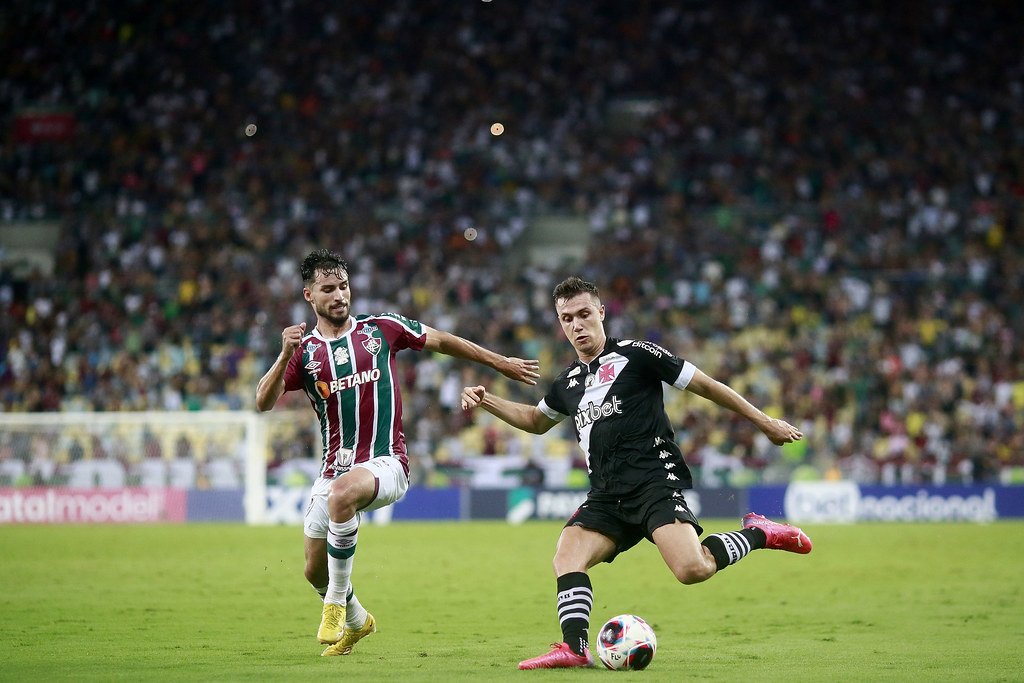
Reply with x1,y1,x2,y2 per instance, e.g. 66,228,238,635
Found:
520,459,546,489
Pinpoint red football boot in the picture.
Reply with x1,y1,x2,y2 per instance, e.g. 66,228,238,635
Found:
518,642,593,670
742,512,813,554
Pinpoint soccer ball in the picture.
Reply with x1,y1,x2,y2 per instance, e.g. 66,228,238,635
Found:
595,614,657,671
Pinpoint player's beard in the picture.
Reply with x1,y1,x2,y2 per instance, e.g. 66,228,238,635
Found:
318,300,350,328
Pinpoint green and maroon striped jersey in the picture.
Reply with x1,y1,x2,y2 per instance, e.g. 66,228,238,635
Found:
283,313,426,478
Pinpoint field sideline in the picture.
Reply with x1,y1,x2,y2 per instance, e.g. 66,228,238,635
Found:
1,520,1021,681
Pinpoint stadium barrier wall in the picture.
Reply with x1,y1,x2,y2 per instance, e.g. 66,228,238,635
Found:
5,484,1023,525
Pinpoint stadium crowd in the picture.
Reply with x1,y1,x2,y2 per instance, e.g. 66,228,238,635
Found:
1,1,1022,489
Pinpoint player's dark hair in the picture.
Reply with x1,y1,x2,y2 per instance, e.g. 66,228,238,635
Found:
300,248,350,285
552,276,600,303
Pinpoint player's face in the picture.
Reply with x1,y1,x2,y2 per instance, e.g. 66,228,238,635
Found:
556,293,606,362
305,268,351,329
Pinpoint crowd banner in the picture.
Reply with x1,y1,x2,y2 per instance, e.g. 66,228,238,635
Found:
12,109,77,143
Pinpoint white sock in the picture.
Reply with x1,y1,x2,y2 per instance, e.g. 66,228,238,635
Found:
325,516,359,605
345,585,368,629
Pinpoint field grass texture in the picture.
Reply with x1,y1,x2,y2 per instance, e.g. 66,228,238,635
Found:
1,520,1022,681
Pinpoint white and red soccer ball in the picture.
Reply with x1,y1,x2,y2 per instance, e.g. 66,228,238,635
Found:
596,614,657,671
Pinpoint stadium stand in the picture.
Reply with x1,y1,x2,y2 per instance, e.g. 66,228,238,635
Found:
1,1,1022,488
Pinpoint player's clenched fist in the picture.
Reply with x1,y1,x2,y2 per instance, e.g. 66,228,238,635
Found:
461,385,487,411
281,322,307,355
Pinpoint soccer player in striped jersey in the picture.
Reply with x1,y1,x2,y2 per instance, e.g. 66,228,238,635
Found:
256,248,540,657
460,276,812,670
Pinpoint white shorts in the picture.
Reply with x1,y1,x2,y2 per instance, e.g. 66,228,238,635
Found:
303,456,410,539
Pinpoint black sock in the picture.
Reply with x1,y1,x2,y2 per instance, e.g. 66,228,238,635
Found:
701,528,766,571
556,572,592,655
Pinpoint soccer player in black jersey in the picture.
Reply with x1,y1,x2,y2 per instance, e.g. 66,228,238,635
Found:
461,276,812,670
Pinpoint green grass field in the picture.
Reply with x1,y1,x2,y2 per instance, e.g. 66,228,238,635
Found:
1,520,1022,681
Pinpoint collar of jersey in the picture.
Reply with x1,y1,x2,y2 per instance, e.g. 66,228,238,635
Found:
312,318,358,342
579,338,617,370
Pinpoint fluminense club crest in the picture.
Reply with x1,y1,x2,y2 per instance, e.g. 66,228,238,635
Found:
358,326,382,355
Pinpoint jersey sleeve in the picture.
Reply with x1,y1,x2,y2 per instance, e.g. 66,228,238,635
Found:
629,340,697,390
539,384,569,421
376,313,426,352
283,345,305,392
537,397,568,422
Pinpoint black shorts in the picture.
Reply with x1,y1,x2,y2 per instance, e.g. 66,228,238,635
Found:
564,486,703,563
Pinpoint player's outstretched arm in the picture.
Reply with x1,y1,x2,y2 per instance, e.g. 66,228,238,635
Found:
684,368,803,445
422,326,540,385
461,385,558,435
255,322,306,412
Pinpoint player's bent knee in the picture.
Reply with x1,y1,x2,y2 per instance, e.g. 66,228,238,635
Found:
552,557,578,576
552,551,589,576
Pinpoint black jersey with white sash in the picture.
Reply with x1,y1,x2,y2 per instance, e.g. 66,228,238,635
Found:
538,337,697,498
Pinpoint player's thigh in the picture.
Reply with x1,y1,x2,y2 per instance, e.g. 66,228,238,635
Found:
327,466,378,511
351,456,409,512
554,524,618,572
651,520,710,576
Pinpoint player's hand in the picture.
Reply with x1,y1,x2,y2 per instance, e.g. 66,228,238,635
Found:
762,417,803,446
281,322,307,356
461,385,487,411
500,357,540,385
